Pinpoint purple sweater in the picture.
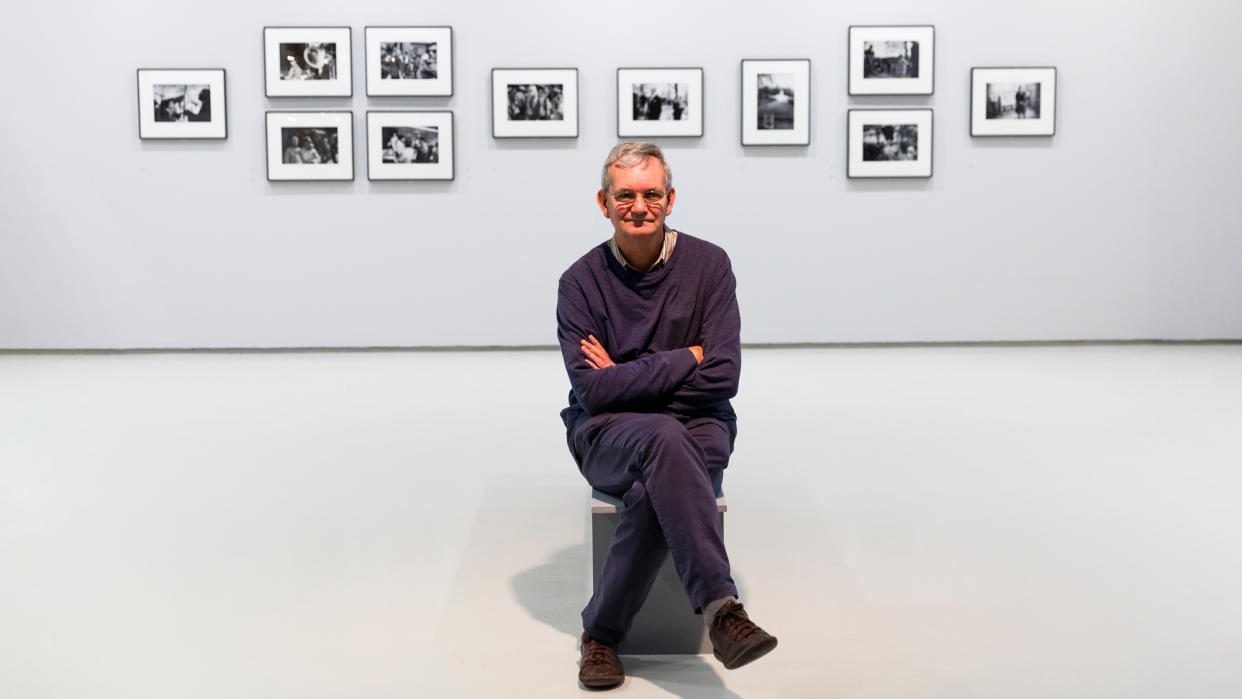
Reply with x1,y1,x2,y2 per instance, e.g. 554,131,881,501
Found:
556,231,741,433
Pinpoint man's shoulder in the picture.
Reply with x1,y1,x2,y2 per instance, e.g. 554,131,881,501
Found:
673,231,731,266
559,242,610,284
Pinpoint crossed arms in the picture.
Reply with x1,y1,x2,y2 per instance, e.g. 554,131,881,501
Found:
556,263,741,417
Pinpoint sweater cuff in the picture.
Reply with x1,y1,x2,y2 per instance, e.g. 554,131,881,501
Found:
662,347,700,383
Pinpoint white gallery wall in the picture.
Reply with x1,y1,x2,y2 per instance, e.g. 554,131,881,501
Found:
1,0,1239,349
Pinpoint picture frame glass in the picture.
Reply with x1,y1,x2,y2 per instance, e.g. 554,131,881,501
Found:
266,112,354,181
849,26,935,95
367,111,453,180
847,109,934,178
491,69,579,138
741,59,811,146
617,68,703,138
971,68,1057,136
138,69,227,139
365,27,452,96
264,27,353,97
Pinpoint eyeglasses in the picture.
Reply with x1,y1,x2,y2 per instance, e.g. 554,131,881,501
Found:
609,189,668,207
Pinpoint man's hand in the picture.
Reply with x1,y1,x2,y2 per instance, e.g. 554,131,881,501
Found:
582,335,702,370
581,335,616,370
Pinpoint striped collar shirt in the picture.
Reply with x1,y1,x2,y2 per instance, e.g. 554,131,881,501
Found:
607,227,679,273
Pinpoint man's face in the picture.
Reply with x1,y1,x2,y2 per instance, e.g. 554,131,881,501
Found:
597,156,676,242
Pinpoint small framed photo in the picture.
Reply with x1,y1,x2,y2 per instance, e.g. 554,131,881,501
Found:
264,26,352,97
617,67,703,138
847,108,933,178
367,111,453,181
491,68,579,138
741,59,811,146
364,26,452,97
848,25,934,95
971,67,1057,136
265,111,354,181
137,68,227,139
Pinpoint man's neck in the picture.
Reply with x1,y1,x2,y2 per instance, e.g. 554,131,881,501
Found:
615,227,666,273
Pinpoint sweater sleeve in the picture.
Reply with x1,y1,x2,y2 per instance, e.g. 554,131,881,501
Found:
557,276,699,416
661,256,742,413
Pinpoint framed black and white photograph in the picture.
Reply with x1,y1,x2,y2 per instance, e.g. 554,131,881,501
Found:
848,25,934,95
971,67,1057,136
847,108,933,178
366,111,453,181
264,27,352,97
616,68,703,138
491,68,579,138
265,111,354,181
740,59,810,146
137,69,227,139
364,26,452,97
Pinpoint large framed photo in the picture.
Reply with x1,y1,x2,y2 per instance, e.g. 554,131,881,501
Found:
137,68,227,139
741,59,810,146
265,111,354,181
364,26,452,97
491,68,579,138
848,25,934,95
617,67,703,138
367,111,453,181
263,26,352,97
971,67,1057,136
847,108,933,178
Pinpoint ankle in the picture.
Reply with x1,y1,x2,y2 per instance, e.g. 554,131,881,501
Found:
702,596,737,626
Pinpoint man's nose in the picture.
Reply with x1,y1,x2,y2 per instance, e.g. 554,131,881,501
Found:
629,197,649,216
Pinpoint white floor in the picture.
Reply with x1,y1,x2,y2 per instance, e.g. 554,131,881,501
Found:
2,345,1240,699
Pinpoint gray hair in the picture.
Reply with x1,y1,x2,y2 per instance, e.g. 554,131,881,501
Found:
600,142,672,192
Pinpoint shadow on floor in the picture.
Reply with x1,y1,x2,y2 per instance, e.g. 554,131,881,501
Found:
622,655,744,699
511,542,589,638
512,542,746,698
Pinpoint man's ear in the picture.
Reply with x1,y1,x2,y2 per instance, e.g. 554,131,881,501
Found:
597,189,610,217
665,187,676,216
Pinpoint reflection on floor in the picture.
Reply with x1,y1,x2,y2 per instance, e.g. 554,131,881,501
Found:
2,345,1240,698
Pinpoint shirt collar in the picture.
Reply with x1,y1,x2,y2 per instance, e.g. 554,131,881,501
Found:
608,227,678,272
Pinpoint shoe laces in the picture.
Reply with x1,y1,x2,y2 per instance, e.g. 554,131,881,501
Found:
584,640,615,664
716,604,760,643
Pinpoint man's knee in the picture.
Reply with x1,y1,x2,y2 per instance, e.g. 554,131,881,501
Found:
636,414,696,460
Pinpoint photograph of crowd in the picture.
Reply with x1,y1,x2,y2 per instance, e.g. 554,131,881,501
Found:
380,42,437,80
153,84,211,123
632,83,689,121
862,124,919,161
862,41,920,78
279,42,337,80
986,82,1041,119
507,84,564,121
381,126,439,163
757,73,794,130
281,127,339,164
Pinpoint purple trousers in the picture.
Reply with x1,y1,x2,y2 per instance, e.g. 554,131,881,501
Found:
571,412,738,645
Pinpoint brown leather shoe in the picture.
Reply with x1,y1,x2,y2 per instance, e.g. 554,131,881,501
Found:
709,600,778,669
579,632,624,689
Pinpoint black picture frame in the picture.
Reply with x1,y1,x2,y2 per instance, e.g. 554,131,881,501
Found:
366,110,455,181
263,26,353,98
265,111,355,182
491,68,580,139
616,67,704,138
848,25,935,96
846,108,934,179
970,67,1057,137
364,26,453,97
740,58,811,146
137,68,228,140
